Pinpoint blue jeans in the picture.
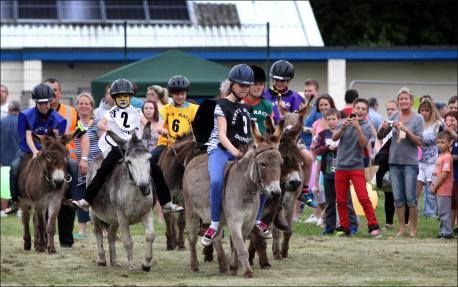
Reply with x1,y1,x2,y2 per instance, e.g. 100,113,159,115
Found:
422,184,437,217
208,148,235,222
389,164,419,208
256,193,267,221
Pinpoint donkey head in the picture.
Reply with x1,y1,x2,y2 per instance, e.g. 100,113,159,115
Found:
278,112,305,192
35,129,72,189
107,130,152,196
249,116,284,198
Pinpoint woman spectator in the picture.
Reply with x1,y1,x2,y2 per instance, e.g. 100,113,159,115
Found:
140,100,166,152
146,85,169,111
378,87,423,238
416,99,443,218
73,92,101,239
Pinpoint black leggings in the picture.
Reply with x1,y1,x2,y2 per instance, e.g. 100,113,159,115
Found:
384,191,409,225
85,148,171,206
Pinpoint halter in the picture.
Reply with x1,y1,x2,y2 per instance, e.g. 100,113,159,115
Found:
236,146,276,195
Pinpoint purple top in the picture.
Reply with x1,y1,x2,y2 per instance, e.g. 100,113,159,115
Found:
263,88,304,123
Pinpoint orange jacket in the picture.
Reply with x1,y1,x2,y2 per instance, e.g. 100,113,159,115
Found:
56,103,78,159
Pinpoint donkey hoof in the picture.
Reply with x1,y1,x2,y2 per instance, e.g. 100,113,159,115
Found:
178,246,186,251
190,266,199,273
281,252,288,258
203,255,213,262
273,254,282,260
229,266,237,276
141,264,151,272
260,263,271,270
48,248,57,254
219,266,228,274
243,271,254,278
36,247,45,253
97,261,107,267
24,242,31,251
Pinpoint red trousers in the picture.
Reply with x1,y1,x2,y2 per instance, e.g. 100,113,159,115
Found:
335,169,379,231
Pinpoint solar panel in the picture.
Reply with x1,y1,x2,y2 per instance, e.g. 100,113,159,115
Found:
147,0,189,21
18,0,57,20
61,0,102,21
105,0,146,20
0,0,15,20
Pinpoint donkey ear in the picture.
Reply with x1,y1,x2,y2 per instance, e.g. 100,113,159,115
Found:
270,119,284,145
264,115,275,137
276,96,289,117
60,134,74,145
297,102,310,118
250,120,265,145
142,122,151,141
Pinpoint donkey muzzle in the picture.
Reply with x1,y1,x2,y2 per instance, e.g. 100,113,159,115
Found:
138,183,151,196
54,179,64,189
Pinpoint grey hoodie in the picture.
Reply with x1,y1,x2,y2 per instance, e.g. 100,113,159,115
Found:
336,119,372,170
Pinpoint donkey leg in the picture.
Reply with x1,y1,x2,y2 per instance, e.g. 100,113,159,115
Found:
187,215,200,272
117,213,135,271
35,208,46,253
177,211,186,250
92,216,107,266
254,233,271,269
248,233,256,266
213,238,227,274
108,223,119,267
281,230,293,259
164,213,176,250
229,238,239,276
21,207,32,251
272,227,282,260
46,199,62,254
141,210,155,272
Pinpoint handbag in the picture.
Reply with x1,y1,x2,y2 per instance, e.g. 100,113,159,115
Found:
374,137,391,166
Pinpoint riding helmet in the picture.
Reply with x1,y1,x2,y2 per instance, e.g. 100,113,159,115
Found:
32,83,55,103
269,60,294,80
250,65,267,83
110,78,135,97
167,75,191,93
228,64,254,85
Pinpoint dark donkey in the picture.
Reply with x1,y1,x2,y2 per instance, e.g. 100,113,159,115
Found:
183,118,284,278
18,129,73,253
249,111,306,268
89,128,155,271
157,133,199,250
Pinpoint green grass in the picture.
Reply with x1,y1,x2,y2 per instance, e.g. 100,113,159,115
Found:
1,188,457,286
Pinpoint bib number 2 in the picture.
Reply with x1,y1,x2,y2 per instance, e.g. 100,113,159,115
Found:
121,112,130,128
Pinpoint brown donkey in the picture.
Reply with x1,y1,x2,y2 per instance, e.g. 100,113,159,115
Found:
183,118,284,278
157,134,199,251
18,130,73,253
249,111,306,268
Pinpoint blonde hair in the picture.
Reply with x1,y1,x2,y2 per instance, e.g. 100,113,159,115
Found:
76,92,95,118
147,85,169,105
396,87,414,101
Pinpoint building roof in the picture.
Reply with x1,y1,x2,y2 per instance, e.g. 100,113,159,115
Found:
0,1,324,49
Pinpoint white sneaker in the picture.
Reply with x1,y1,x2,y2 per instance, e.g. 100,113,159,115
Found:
304,214,318,224
0,211,7,217
316,217,325,228
16,209,22,218
161,202,184,214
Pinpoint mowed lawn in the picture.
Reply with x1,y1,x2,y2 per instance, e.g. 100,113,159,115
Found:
1,190,457,286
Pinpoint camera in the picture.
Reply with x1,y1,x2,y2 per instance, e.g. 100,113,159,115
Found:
349,113,357,118
387,120,395,127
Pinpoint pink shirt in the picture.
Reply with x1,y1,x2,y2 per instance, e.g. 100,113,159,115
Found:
433,153,454,196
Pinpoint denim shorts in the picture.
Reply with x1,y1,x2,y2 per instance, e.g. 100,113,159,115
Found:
389,164,419,208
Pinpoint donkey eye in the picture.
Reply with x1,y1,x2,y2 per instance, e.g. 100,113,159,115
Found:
260,163,267,168
46,155,52,161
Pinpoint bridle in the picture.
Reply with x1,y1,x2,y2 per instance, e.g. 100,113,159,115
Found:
236,146,277,195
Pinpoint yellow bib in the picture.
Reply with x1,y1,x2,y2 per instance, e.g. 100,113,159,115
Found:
157,103,199,146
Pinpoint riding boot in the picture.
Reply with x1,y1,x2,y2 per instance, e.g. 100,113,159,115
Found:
5,152,25,214
149,159,183,213
85,147,123,204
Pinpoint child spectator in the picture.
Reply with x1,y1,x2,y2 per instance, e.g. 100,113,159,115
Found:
312,108,358,234
430,131,454,239
332,98,382,237
443,111,458,236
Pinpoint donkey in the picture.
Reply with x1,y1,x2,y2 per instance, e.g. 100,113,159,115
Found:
18,130,73,253
157,133,198,251
183,118,284,278
249,111,306,268
88,129,155,272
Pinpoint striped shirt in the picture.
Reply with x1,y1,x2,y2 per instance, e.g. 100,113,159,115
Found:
74,120,102,186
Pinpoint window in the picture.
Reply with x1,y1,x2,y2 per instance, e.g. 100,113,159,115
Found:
148,0,189,21
105,0,145,20
61,0,102,21
18,0,57,20
0,0,15,20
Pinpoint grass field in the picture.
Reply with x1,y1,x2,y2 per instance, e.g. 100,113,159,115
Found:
1,190,457,286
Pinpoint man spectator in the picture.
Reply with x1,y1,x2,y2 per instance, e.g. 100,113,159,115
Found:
94,84,114,121
1,84,9,119
448,95,458,112
301,79,321,149
44,78,79,248
341,89,359,118
436,102,448,120
1,101,21,216
368,97,383,131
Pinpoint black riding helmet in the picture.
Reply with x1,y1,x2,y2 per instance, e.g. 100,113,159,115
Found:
250,65,267,83
32,83,55,103
167,75,190,93
110,78,135,98
229,64,254,85
269,60,294,80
